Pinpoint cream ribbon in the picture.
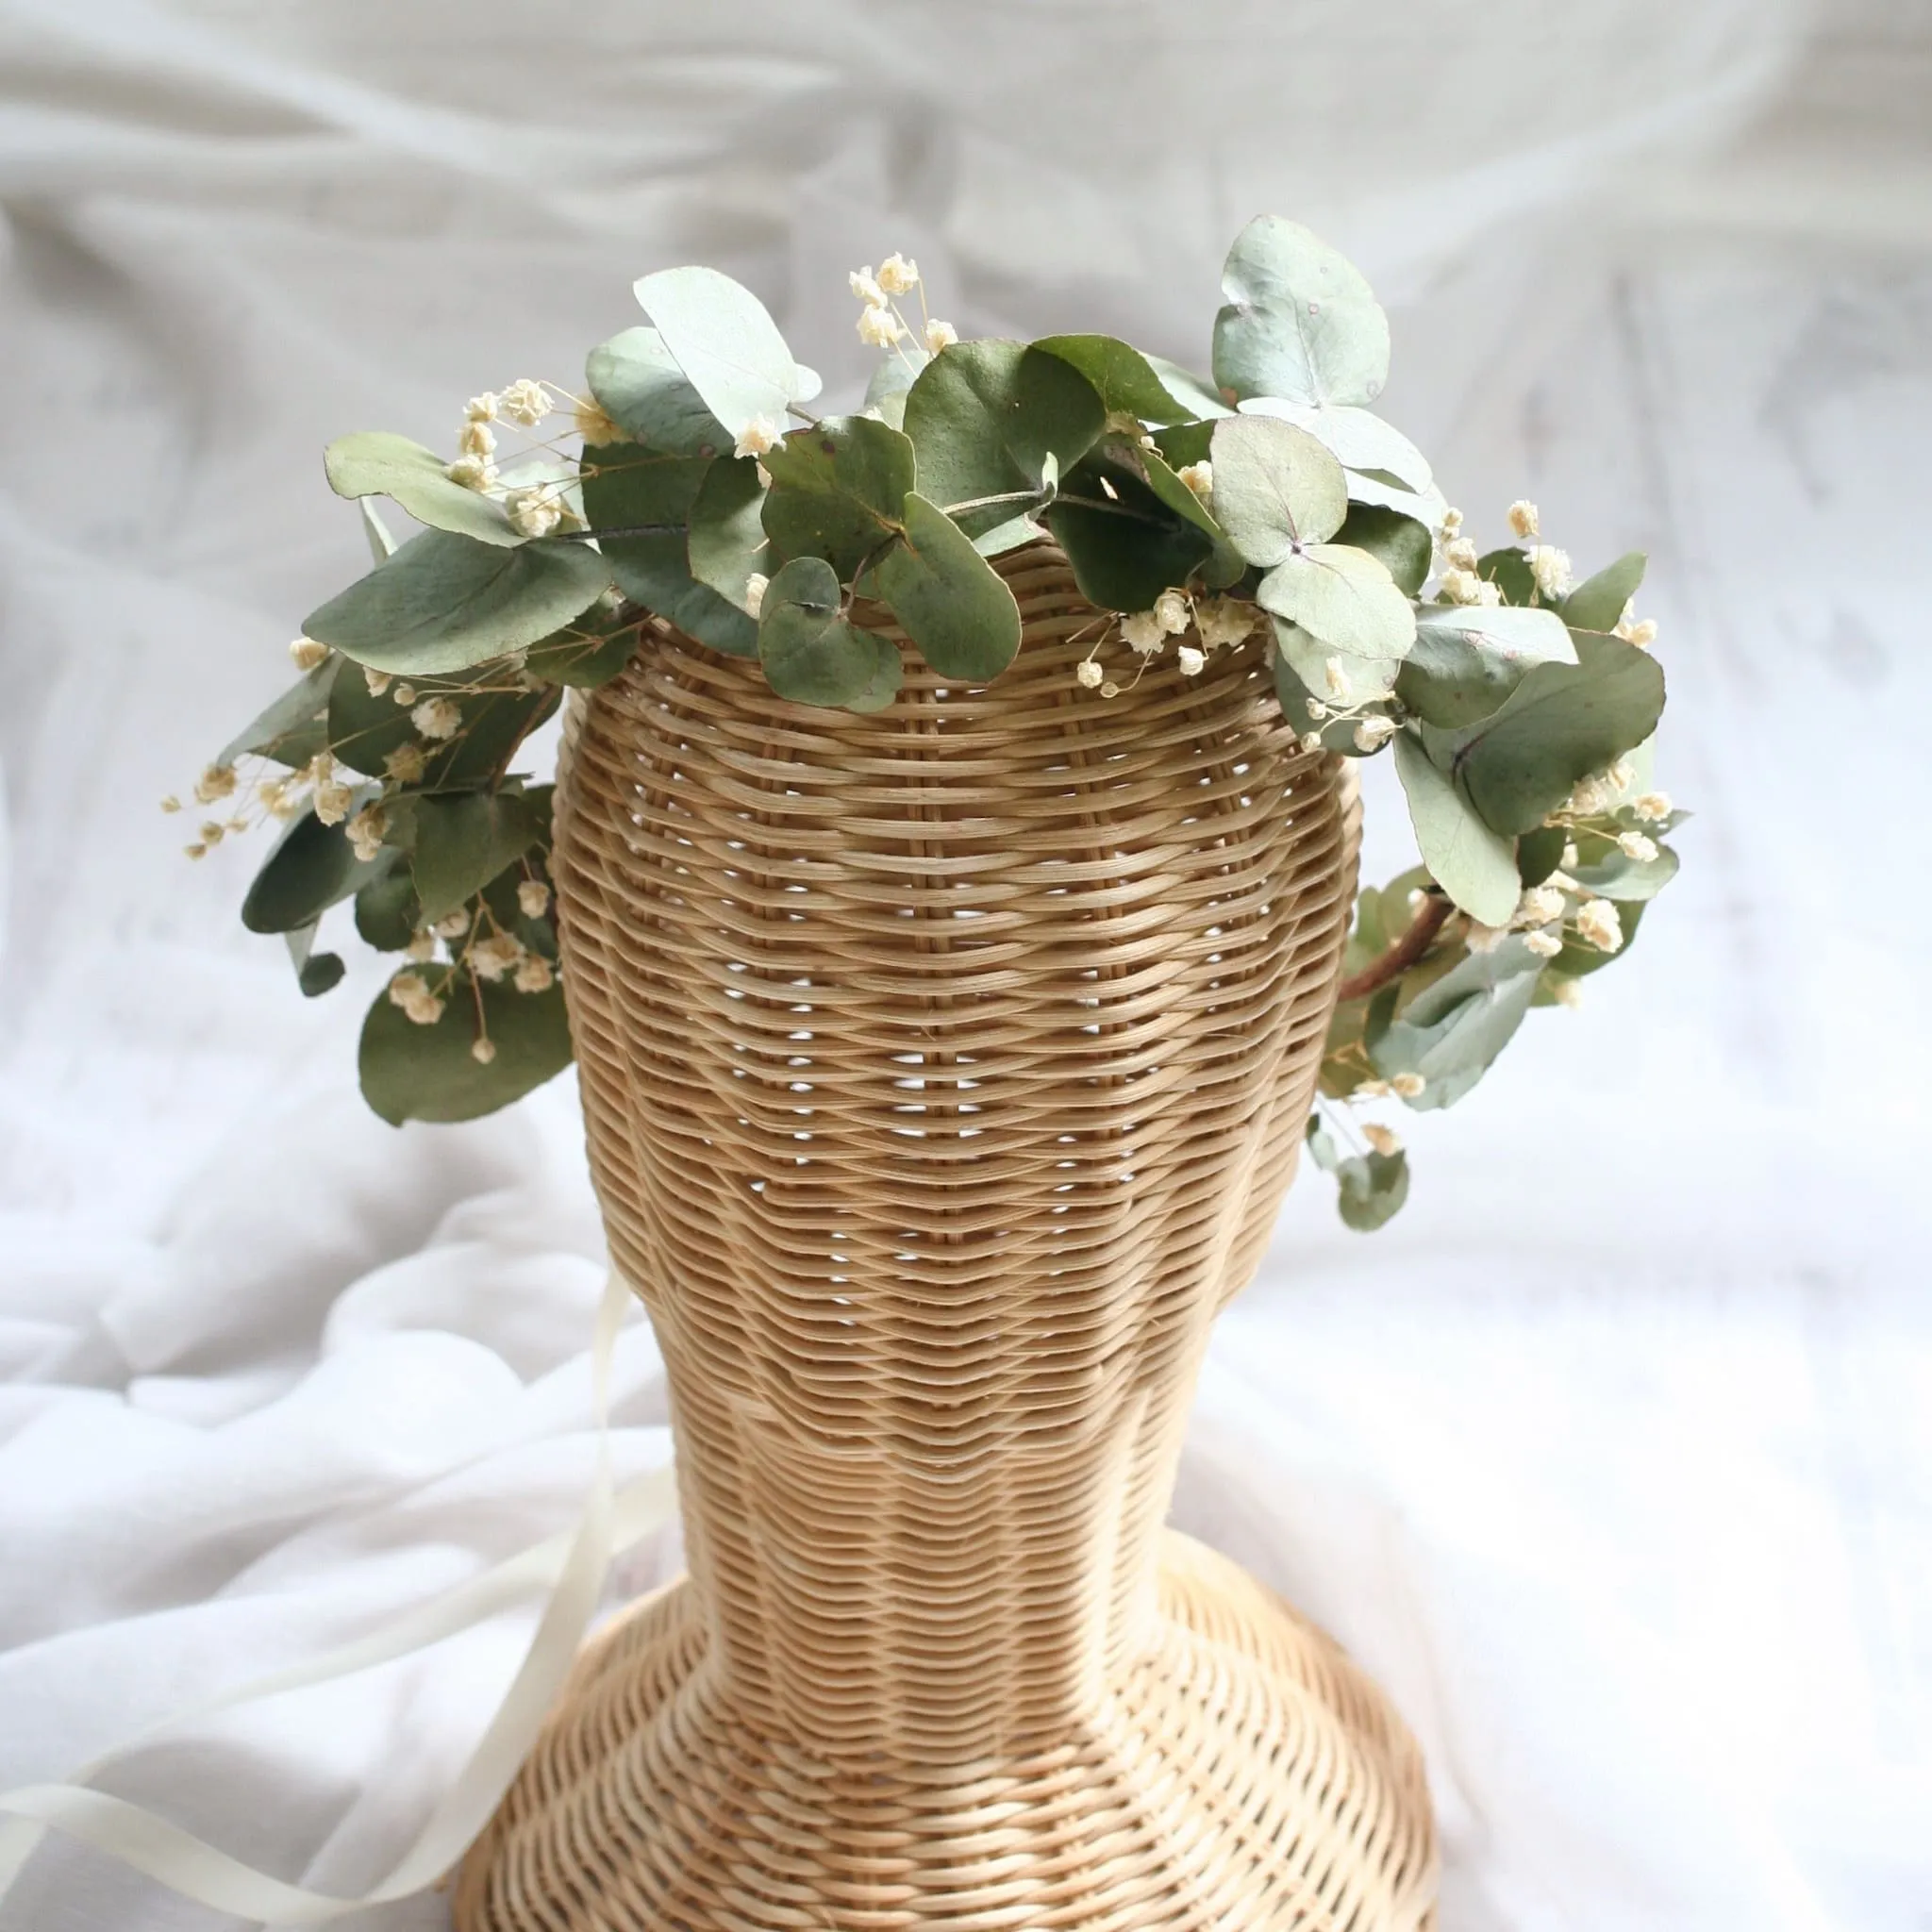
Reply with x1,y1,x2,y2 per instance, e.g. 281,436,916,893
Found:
0,1273,676,1924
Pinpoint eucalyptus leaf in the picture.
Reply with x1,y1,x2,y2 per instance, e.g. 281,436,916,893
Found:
1257,545,1416,696
1369,932,1542,1109
1238,397,1431,491
632,266,807,440
1212,215,1391,408
585,326,727,457
1338,1148,1410,1229
360,500,396,562
1141,355,1231,419
1334,503,1432,598
1391,731,1522,926
355,868,422,951
1394,604,1578,728
757,555,902,710
524,605,643,688
325,432,520,546
861,348,927,431
1044,453,1211,611
1541,896,1648,979
219,658,340,769
303,527,611,676
284,923,345,997
1429,632,1667,836
760,415,914,578
1515,825,1567,888
242,796,391,935
1477,546,1536,607
359,974,574,1126
874,492,1022,681
579,443,756,657
1130,441,1244,588
1567,827,1680,901
1208,414,1347,567
1031,335,1193,425
1560,551,1647,633
901,341,1105,540
687,455,772,609
409,790,539,924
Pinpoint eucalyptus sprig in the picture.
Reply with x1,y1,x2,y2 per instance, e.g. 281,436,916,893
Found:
173,219,1682,1224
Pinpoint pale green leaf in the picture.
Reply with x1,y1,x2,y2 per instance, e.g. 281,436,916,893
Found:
874,491,1022,681
586,325,727,457
1392,731,1522,926
1238,397,1430,491
303,527,612,676
242,794,391,935
1258,544,1416,696
1560,551,1647,633
1334,503,1432,597
1212,216,1391,407
687,455,772,611
631,266,806,440
1395,604,1578,728
1369,932,1542,1108
360,499,396,562
757,555,902,710
219,658,339,769
325,432,520,546
1140,354,1231,419
760,415,914,578
1031,335,1194,425
1208,413,1348,566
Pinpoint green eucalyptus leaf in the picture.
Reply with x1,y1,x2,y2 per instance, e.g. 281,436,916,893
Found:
874,492,1022,681
585,326,726,457
303,528,611,676
1338,1147,1409,1229
757,555,902,710
901,341,1105,541
284,922,346,997
355,868,422,950
1030,335,1194,425
1567,824,1679,901
1391,731,1521,926
687,455,773,610
631,266,806,440
219,658,340,770
1208,414,1348,567
1238,398,1430,491
1141,355,1231,419
324,432,520,546
760,415,914,578
1428,632,1667,836
1257,545,1416,696
861,348,927,431
409,791,539,924
1395,605,1578,728
359,973,574,1126
1369,933,1542,1108
1212,216,1391,408
1560,551,1647,633
1478,546,1537,607
1541,896,1648,979
360,500,397,562
1044,454,1211,611
242,796,391,935
1130,441,1244,588
1334,503,1432,598
579,443,756,657
1516,824,1567,888
524,603,643,688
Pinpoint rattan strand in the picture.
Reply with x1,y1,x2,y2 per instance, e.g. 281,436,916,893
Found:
457,544,1437,1930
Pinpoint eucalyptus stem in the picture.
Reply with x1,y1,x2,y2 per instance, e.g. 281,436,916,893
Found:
1335,891,1451,1005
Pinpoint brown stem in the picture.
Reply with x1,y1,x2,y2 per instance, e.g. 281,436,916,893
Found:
1335,892,1451,1004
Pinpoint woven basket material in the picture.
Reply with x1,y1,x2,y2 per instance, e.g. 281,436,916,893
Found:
457,546,1437,1930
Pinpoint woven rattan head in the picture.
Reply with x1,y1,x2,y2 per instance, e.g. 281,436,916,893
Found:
551,542,1358,1759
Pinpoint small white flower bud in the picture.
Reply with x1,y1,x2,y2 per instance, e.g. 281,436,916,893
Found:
412,697,462,741
1176,460,1213,503
1176,644,1206,676
499,379,550,427
517,879,551,919
1120,610,1165,654
289,637,328,672
1362,1124,1403,1158
1507,500,1539,539
858,305,904,348
876,252,919,294
1575,898,1624,953
1323,658,1351,700
1076,658,1104,689
471,1036,497,1064
1524,929,1563,958
1550,975,1584,1009
1391,1073,1426,1099
734,415,779,460
923,318,958,355
1632,791,1673,823
743,571,768,619
1154,590,1191,636
848,266,885,308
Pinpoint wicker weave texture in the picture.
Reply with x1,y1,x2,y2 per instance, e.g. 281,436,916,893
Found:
458,546,1437,1929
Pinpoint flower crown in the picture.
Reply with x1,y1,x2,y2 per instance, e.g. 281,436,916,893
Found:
175,218,1681,1225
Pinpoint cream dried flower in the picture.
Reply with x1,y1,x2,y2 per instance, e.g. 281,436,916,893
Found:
857,304,904,348
289,637,328,672
1517,883,1566,926
1298,731,1325,754
458,419,496,458
742,571,769,619
1441,537,1478,573
391,682,417,707
1305,698,1328,721
1524,929,1563,958
1440,507,1463,538
848,266,886,308
1507,500,1540,539
1176,460,1213,504
517,878,551,919
444,455,497,492
1120,610,1165,654
159,794,182,813
574,396,625,447
499,378,550,427
1362,1124,1403,1158
1575,898,1624,953
384,741,425,783
183,841,208,859
1550,975,1584,1009
1528,544,1574,600
405,929,436,962
513,953,554,994
471,1037,497,1064
507,489,562,539
467,932,524,982
1354,1079,1391,1098
434,909,473,939
197,820,225,846
465,392,499,423
1618,830,1659,863
1176,644,1206,676
389,974,444,1024
1195,598,1254,650
876,253,919,294
194,763,238,805
1153,590,1191,636
1100,679,1121,698
346,804,387,863
1439,567,1484,606
412,696,461,741
1391,1073,1426,1099
923,318,958,355
1076,658,1104,689
1323,658,1351,700
1466,921,1507,955
314,780,353,825
1632,791,1673,823
1353,716,1397,751
363,666,391,696
734,414,779,460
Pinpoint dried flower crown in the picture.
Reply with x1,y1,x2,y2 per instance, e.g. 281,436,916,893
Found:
177,218,1682,1225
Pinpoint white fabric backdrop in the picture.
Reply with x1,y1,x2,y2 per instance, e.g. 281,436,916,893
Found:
2,1,1928,1926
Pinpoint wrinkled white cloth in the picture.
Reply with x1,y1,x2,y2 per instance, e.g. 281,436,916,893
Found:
1,2,1928,1927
